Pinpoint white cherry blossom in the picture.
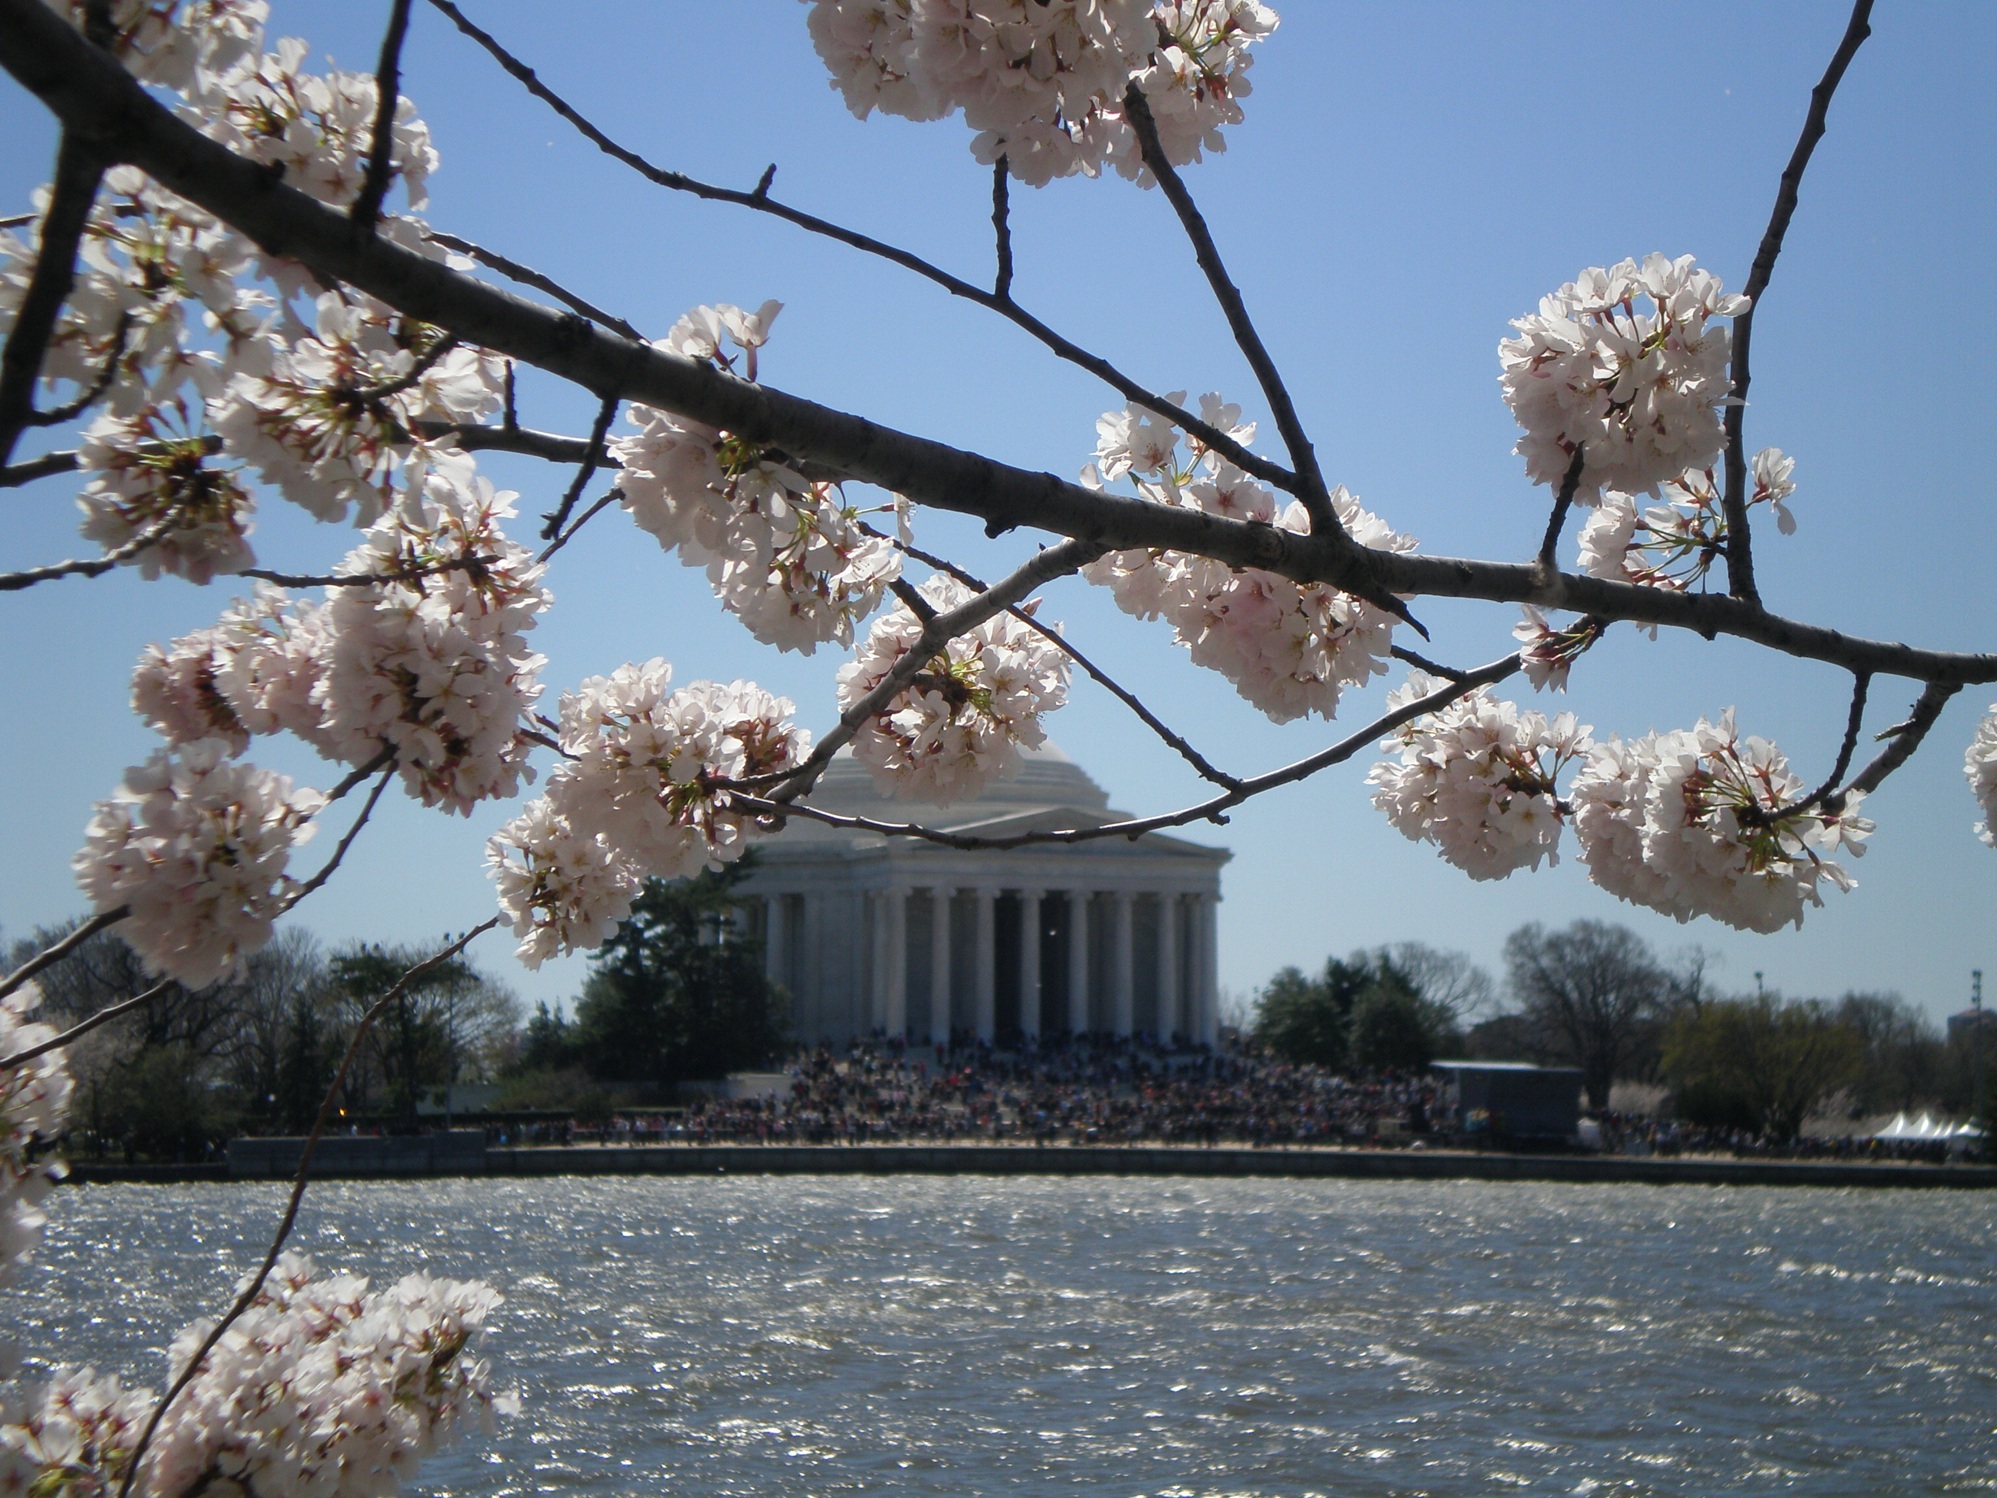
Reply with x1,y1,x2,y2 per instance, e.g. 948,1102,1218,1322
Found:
1570,710,1872,933
76,400,257,582
71,738,324,987
1369,671,1591,880
1501,253,1748,501
1967,706,1997,849
836,575,1069,803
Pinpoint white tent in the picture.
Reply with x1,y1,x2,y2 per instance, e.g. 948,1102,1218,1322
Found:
1871,1111,1986,1142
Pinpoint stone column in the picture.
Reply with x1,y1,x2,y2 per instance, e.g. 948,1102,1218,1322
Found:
763,895,785,986
1155,892,1180,1041
1195,891,1220,1045
973,887,997,1044
886,886,908,1038
1110,890,1135,1037
1066,890,1091,1035
1018,888,1043,1040
929,886,954,1045
867,892,889,1033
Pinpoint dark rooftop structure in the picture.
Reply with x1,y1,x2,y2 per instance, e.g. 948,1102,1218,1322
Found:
1431,1061,1583,1144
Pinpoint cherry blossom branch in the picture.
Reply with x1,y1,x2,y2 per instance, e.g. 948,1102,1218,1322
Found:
417,0,1293,496
341,330,459,402
1121,82,1337,540
324,744,398,802
24,309,128,427
282,764,394,908
0,503,188,590
746,537,1102,801
540,393,616,539
990,157,1013,300
749,650,1524,849
421,229,644,340
1722,0,1873,604
347,0,414,236
875,524,1240,790
1843,681,1960,802
0,905,127,1004
0,977,169,1070
0,446,78,487
1535,445,1588,576
7,12,1991,691
534,486,619,563
1805,670,1871,809
113,917,502,1498
239,552,497,588
0,132,105,465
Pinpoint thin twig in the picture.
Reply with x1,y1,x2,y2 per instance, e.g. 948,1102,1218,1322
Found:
990,157,1013,300
423,229,643,340
535,486,619,563
873,523,1239,789
348,0,414,235
325,745,397,803
742,651,1523,850
0,132,105,465
1389,644,1478,684
240,553,496,589
1120,83,1336,537
1536,444,1588,576
0,504,189,591
283,766,394,908
541,394,616,539
0,447,78,487
1844,681,1959,800
1803,671,1870,809
341,331,458,403
114,918,501,1498
418,0,1294,497
0,906,127,1004
26,310,128,427
1721,0,1873,605
0,979,169,1071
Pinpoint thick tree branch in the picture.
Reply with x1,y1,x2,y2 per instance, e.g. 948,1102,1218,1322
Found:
115,918,501,1498
1721,0,1873,604
0,906,127,1003
742,651,1523,850
419,0,1293,495
347,0,414,235
0,132,105,465
0,977,169,1070
1120,84,1338,540
6,8,1991,688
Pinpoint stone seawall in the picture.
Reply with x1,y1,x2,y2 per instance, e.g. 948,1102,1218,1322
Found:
58,1144,1996,1189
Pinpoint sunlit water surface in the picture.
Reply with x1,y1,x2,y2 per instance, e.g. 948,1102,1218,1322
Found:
15,1176,1997,1496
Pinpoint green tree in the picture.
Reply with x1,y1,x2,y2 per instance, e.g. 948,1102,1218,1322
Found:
572,863,787,1086
1662,995,1865,1144
101,1045,230,1161
1252,956,1373,1069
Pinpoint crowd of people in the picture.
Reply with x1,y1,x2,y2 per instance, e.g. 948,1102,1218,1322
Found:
491,1035,1455,1150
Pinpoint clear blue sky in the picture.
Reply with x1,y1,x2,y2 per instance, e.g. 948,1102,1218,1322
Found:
3,2,1992,1022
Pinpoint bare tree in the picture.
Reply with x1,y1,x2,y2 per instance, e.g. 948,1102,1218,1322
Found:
1503,921,1674,1111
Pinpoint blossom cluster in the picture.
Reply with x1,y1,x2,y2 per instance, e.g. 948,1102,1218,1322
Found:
803,0,1278,185
612,303,900,653
1577,447,1797,591
1081,394,1413,721
1967,708,1997,849
0,1253,512,1498
0,984,72,1365
490,662,811,966
835,575,1070,804
1501,254,1749,502
1369,672,1590,881
1569,710,1872,934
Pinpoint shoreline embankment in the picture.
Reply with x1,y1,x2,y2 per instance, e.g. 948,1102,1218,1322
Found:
60,1143,1997,1190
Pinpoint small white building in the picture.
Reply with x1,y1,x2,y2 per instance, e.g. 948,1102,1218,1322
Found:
737,744,1228,1046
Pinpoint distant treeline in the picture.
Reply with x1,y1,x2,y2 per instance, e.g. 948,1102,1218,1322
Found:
1250,920,1992,1144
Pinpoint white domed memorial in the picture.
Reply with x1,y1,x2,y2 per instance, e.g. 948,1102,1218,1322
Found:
738,743,1228,1046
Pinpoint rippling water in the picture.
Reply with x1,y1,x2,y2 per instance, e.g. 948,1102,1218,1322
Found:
15,1176,1997,1495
